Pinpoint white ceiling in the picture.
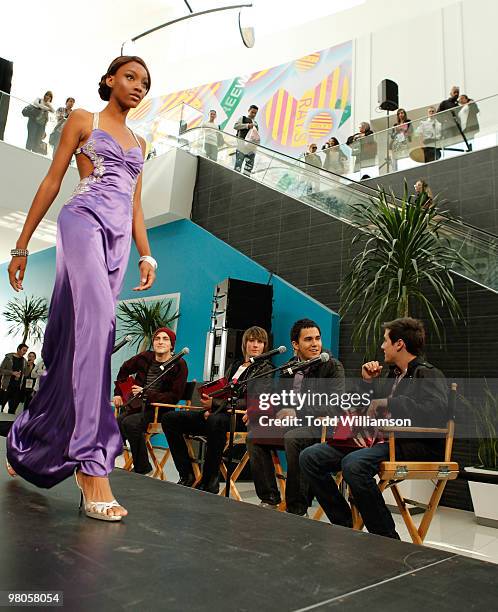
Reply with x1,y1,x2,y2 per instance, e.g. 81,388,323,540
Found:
1,0,365,257
2,1,364,108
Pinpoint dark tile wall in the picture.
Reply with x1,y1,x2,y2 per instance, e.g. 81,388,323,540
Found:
363,147,498,235
191,158,498,511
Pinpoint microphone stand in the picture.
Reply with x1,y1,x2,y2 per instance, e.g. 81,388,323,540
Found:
208,379,245,498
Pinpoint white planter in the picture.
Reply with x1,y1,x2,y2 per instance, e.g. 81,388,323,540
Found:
465,466,498,528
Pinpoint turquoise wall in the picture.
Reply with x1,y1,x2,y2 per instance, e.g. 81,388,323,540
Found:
1,219,340,381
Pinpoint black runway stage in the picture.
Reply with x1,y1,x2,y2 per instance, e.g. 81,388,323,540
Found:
1,436,497,611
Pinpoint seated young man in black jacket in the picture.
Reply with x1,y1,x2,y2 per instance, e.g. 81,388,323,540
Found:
248,319,345,516
300,317,448,539
115,327,188,475
162,326,273,494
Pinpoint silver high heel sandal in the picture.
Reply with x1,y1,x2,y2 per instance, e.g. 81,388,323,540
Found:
6,459,16,477
74,472,123,522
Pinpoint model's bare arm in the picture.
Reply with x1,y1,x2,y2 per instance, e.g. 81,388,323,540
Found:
8,110,88,291
132,137,156,291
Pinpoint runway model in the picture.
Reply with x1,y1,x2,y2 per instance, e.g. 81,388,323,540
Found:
6,56,156,521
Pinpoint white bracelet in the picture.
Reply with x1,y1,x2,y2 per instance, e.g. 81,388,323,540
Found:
139,255,158,270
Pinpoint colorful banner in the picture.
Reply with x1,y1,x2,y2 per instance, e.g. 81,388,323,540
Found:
130,41,353,156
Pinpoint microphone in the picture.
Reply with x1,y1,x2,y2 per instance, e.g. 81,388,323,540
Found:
112,335,132,354
159,347,189,369
249,345,287,364
282,352,329,375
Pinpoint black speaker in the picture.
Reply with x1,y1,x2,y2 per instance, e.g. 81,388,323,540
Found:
0,57,13,141
0,57,13,94
222,278,273,331
378,79,398,112
225,328,246,364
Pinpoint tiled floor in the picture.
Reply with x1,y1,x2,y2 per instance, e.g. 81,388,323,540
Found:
116,452,498,565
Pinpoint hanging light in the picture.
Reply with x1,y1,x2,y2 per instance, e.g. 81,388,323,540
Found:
122,4,255,55
239,5,255,48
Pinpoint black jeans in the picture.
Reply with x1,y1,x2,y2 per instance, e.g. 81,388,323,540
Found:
0,386,22,414
247,426,320,515
299,442,400,538
161,410,235,484
118,407,169,474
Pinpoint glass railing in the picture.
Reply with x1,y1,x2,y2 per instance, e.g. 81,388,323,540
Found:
128,95,498,180
321,94,498,179
129,101,204,159
0,90,61,156
4,89,497,180
1,92,497,290
0,91,203,160
155,122,498,292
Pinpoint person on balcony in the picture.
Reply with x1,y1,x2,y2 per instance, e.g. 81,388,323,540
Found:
458,94,480,143
322,137,348,175
390,108,412,167
25,90,54,154
200,109,223,162
50,97,75,152
437,86,461,143
304,143,322,194
234,104,259,176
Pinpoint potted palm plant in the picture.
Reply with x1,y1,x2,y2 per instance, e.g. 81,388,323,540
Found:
2,295,48,344
464,387,498,527
116,298,180,352
340,186,469,357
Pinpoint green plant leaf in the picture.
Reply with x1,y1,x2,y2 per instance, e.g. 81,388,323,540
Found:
117,298,180,352
339,187,469,358
1,295,49,344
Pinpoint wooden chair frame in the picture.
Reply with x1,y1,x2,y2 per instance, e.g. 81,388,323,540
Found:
118,380,198,480
148,393,201,480
353,383,459,544
150,403,250,498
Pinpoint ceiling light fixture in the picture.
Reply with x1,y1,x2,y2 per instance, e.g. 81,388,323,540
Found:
121,3,255,55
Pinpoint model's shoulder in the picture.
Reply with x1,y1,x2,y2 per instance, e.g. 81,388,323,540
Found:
66,109,93,126
60,109,92,134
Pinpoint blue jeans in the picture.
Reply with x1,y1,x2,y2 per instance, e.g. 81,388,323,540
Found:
299,443,399,538
234,150,255,174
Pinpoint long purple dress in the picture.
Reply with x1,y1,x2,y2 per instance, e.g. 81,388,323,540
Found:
7,113,143,488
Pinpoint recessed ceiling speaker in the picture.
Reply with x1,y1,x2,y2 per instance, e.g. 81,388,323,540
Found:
378,79,399,112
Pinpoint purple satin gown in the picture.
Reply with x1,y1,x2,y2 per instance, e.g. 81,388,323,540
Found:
7,113,143,488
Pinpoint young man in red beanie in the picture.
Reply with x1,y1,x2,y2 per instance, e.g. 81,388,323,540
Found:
114,328,188,475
